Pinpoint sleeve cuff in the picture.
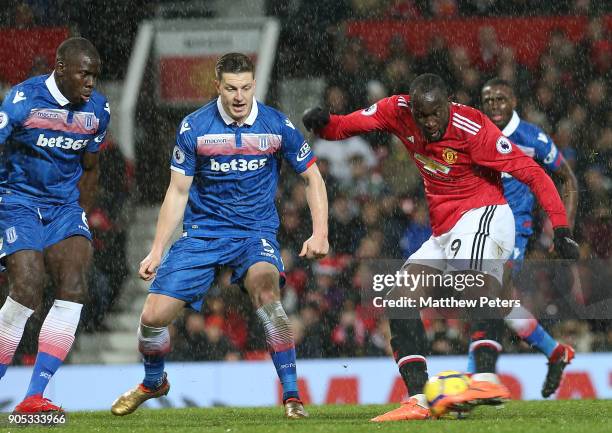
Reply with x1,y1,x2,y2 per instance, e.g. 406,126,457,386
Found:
549,213,569,229
170,165,186,175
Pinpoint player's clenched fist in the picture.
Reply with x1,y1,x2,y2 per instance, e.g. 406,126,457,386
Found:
299,235,329,259
302,107,330,132
139,251,162,280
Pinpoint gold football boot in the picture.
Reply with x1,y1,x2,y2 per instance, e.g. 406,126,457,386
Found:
111,374,170,416
284,398,308,419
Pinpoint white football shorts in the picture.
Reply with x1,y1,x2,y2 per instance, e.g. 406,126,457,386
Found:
406,204,515,283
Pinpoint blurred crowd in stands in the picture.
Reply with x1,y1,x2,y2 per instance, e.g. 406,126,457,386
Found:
0,0,610,363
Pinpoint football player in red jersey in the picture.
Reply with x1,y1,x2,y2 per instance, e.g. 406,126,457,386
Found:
304,74,579,421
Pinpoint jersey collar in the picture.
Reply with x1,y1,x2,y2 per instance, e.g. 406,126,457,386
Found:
502,111,520,136
45,72,70,106
216,96,258,126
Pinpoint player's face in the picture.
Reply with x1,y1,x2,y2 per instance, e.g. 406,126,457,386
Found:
216,72,256,124
55,53,101,105
411,91,450,142
481,85,516,129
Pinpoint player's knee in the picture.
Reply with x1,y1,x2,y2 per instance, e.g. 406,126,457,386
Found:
58,280,88,303
248,267,278,289
140,309,169,328
250,280,280,307
140,294,184,327
8,273,45,310
246,267,279,305
257,286,280,305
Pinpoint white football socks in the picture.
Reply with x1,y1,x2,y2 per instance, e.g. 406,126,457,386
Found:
471,372,501,384
0,296,34,366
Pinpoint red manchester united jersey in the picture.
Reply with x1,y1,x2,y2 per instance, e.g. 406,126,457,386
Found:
319,95,567,236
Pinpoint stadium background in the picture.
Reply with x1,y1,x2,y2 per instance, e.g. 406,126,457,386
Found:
0,0,610,410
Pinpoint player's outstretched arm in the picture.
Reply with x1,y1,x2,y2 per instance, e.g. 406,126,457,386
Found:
302,96,397,141
140,171,193,280
299,163,329,259
78,152,100,214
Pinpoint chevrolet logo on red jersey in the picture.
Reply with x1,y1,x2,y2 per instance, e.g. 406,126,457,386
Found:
414,153,450,175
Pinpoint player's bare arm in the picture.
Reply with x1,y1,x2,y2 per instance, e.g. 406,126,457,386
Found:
140,171,193,280
299,163,329,259
78,152,99,214
554,157,579,230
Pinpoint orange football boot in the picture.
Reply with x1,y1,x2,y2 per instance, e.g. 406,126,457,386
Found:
371,397,431,422
441,374,510,412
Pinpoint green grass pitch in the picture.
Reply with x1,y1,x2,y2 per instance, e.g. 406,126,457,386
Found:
10,400,612,433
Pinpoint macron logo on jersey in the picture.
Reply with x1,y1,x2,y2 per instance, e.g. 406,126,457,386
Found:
12,91,26,103
180,122,190,134
24,109,99,134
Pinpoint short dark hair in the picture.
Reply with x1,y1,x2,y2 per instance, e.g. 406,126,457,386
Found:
215,53,254,80
482,77,514,94
409,73,448,99
56,37,99,63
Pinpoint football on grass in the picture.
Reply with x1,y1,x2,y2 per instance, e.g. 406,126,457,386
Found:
424,370,470,416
